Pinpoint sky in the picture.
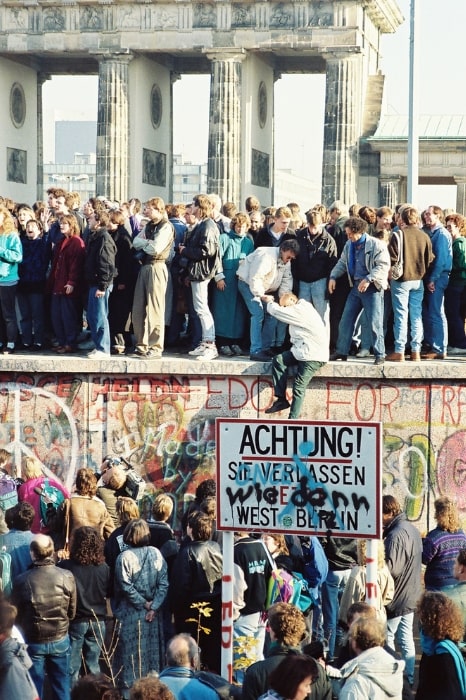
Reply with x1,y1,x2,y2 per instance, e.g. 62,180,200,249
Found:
43,0,466,208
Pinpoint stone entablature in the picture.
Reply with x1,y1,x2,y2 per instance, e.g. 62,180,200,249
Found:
0,1,401,57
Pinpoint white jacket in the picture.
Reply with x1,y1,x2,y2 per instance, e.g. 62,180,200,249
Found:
337,646,405,699
267,299,329,363
237,247,292,297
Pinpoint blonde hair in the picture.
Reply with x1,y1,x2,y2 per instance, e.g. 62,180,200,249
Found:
434,497,461,532
23,456,43,480
0,205,17,234
357,539,387,568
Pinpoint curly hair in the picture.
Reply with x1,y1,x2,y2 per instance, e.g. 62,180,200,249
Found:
129,677,175,700
434,496,461,532
187,511,212,541
357,539,386,568
417,591,464,642
267,602,306,647
70,526,105,565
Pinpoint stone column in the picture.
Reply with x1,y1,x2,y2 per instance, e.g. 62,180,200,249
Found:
37,72,50,201
206,50,245,206
380,177,401,210
96,52,133,202
454,177,466,216
322,52,363,207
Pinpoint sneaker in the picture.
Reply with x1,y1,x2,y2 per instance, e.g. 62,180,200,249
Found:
230,344,248,356
329,352,347,361
86,349,109,358
250,351,273,362
195,343,218,360
146,349,162,358
264,398,291,414
448,347,466,355
188,343,206,356
374,357,385,365
3,345,14,354
219,345,234,356
129,348,149,358
356,348,371,358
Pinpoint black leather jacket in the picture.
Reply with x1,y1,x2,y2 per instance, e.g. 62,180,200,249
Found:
13,559,77,643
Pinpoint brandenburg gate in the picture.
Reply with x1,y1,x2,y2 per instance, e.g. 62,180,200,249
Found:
0,0,402,206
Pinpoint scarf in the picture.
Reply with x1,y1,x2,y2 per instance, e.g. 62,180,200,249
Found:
420,630,466,696
347,233,366,277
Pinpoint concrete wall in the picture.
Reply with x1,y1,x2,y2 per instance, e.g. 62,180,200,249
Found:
0,58,37,202
2,356,466,534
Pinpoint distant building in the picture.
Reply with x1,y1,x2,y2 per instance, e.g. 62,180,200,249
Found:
172,154,208,204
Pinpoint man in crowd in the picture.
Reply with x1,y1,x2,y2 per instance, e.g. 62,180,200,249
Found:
131,197,174,359
382,494,422,687
264,292,328,418
12,534,77,700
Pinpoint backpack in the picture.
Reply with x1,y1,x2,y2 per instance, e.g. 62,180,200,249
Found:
37,478,66,529
0,546,12,597
301,536,329,588
266,567,315,615
0,472,18,513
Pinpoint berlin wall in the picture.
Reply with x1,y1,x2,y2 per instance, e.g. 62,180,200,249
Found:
1,358,465,534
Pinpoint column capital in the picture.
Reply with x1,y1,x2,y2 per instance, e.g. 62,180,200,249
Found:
453,176,466,185
321,47,362,63
204,48,246,63
93,50,134,64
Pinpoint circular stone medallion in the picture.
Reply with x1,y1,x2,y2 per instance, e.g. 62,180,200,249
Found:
10,82,26,128
258,81,267,128
150,83,162,129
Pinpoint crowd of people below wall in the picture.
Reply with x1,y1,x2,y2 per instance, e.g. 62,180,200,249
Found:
0,190,465,366
0,460,466,700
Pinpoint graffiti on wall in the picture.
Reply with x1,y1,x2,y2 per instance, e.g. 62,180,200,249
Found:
1,372,465,531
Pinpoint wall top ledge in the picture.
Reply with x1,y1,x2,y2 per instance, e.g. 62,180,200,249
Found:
1,350,466,380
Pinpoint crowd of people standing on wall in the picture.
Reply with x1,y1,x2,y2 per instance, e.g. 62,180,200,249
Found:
1,459,466,700
0,190,465,368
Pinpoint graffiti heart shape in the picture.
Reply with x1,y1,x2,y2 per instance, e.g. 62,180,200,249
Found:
453,459,466,487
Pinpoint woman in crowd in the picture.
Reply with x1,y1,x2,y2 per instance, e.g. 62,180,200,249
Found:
423,496,466,591
416,591,466,700
170,511,223,673
57,526,110,684
60,467,114,543
47,213,86,353
17,218,51,350
104,496,140,602
258,654,319,700
17,455,70,537
212,211,253,356
113,518,169,697
0,204,22,353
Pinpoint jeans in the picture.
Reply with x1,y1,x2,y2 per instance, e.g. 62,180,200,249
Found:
50,294,81,347
233,612,266,682
391,279,424,353
87,285,112,353
191,279,215,342
0,284,18,345
444,283,466,348
386,612,415,685
28,634,71,700
336,283,385,359
238,280,275,353
423,272,449,353
299,278,330,327
69,619,105,683
16,291,46,346
272,351,325,418
321,569,352,660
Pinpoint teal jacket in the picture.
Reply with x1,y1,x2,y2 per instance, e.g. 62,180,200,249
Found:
0,232,23,284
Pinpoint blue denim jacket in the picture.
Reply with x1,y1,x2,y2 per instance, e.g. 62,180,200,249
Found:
427,225,452,282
